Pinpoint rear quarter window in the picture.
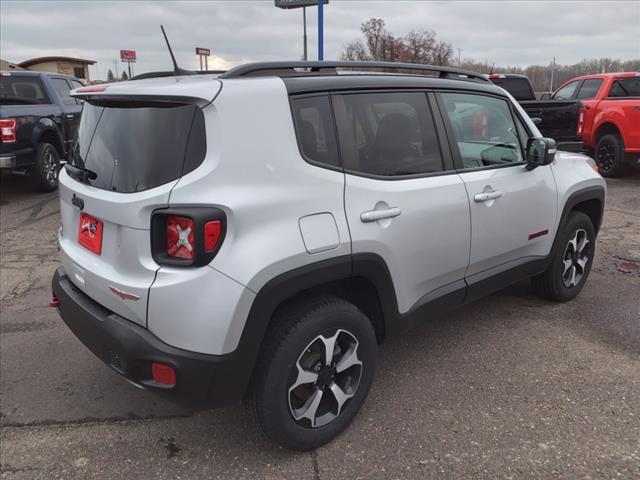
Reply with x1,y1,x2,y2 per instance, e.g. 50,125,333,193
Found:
290,95,340,169
609,77,640,97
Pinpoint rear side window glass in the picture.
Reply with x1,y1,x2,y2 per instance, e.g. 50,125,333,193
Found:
0,76,51,105
291,95,339,168
609,77,640,97
576,79,603,99
334,92,444,177
51,78,77,106
69,103,206,193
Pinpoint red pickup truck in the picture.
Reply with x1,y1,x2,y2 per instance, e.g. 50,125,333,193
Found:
550,72,640,177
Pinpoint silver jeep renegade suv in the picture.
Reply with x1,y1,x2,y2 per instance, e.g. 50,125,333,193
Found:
52,61,606,450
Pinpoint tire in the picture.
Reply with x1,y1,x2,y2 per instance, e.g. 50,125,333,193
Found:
595,134,625,178
532,211,596,302
29,142,60,192
250,295,377,450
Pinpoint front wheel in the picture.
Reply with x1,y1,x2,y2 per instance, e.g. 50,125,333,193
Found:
532,212,595,302
251,295,377,450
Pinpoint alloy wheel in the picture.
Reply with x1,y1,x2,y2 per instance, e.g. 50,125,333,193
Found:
288,329,363,428
43,148,59,185
596,141,615,172
562,228,590,288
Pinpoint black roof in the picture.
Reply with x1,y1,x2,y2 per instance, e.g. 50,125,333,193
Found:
282,74,507,96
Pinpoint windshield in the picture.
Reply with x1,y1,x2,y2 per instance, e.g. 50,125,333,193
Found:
69,102,206,193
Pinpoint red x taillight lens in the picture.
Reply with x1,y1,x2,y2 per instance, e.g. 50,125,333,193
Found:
0,119,17,143
166,215,194,259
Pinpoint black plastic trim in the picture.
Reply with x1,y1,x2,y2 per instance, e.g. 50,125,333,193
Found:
151,207,227,267
52,268,247,409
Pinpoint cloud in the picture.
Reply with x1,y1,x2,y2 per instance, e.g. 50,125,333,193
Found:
1,0,638,80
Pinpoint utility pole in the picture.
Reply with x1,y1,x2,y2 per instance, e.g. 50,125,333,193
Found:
112,58,119,79
549,56,556,92
303,7,308,61
457,48,462,66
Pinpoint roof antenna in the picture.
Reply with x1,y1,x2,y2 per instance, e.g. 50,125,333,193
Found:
161,25,195,76
489,61,495,75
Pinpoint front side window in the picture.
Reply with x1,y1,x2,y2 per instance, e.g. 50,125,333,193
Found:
440,92,523,169
291,95,339,168
576,79,603,100
609,77,640,97
51,78,77,106
554,80,580,100
334,92,444,177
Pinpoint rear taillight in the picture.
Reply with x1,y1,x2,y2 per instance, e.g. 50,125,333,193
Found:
0,118,17,143
166,216,195,259
151,208,226,267
577,107,585,136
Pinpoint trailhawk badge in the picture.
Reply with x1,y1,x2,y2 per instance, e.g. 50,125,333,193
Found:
109,286,140,301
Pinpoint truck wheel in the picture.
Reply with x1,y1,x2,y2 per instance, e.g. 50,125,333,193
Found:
531,212,595,302
30,142,61,192
595,134,625,178
250,295,377,450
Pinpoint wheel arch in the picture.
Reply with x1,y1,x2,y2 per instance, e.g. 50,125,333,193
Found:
33,122,65,159
595,122,622,143
554,187,605,254
235,254,398,397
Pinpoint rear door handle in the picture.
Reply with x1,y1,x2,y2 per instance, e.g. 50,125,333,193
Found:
474,190,503,202
360,207,401,223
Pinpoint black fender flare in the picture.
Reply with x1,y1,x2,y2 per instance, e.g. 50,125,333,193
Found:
31,119,65,156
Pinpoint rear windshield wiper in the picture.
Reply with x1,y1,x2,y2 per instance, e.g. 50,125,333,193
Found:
65,163,98,181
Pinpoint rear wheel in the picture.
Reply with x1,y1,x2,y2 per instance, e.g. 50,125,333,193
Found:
30,142,60,192
532,212,595,302
595,134,625,178
251,295,377,450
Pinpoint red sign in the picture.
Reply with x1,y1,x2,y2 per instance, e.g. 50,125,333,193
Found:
120,50,136,62
195,47,211,56
77,213,103,255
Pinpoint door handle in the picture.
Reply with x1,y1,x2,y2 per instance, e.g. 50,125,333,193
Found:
474,190,503,202
65,114,75,120
360,207,401,223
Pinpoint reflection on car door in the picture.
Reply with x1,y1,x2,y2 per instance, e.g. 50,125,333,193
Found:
437,91,557,285
334,91,471,314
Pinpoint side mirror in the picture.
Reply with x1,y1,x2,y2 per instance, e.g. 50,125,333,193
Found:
540,92,552,100
530,117,543,126
526,138,556,169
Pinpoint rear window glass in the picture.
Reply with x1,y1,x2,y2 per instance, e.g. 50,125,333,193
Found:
576,78,603,100
491,78,534,101
609,77,640,97
0,76,51,105
69,102,206,193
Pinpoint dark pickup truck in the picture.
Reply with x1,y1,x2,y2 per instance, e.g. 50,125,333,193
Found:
1,70,84,191
488,74,584,153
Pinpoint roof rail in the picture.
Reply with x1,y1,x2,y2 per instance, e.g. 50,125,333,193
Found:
219,61,489,83
129,70,226,81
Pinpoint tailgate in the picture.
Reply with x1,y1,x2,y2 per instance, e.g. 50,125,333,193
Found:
58,172,174,326
520,99,582,141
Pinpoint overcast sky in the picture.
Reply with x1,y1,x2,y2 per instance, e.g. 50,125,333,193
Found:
1,1,638,80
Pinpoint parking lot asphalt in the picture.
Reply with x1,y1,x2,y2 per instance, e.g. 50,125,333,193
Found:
1,168,639,480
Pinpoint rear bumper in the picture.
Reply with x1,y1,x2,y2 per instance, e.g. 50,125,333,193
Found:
52,267,249,409
0,153,16,169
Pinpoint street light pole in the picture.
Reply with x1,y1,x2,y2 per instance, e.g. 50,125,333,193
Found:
317,0,323,60
303,6,307,61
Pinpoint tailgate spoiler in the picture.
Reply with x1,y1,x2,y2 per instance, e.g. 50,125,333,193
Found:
71,76,222,107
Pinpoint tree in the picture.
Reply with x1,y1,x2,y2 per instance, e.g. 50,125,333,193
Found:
107,69,115,82
120,71,129,81
341,18,453,66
